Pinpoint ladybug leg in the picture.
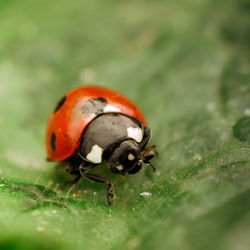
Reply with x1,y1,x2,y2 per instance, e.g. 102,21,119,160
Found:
71,175,83,185
79,163,116,205
61,167,83,189
66,165,81,175
65,159,94,187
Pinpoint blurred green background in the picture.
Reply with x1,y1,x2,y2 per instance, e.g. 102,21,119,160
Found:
0,0,250,249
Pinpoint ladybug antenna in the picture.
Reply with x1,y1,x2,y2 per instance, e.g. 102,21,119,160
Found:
143,144,156,154
140,145,158,172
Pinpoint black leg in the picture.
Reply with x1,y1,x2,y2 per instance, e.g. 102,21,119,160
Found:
71,174,83,184
60,168,82,190
79,165,114,205
65,160,94,187
79,162,124,205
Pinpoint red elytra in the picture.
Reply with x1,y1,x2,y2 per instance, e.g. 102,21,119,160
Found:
46,86,147,161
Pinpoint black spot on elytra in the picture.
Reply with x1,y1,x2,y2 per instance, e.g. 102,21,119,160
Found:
54,95,67,113
81,97,108,114
50,132,56,151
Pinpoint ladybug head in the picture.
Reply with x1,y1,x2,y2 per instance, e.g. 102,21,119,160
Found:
107,139,158,175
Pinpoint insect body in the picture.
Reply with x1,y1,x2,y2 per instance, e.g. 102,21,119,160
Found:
46,86,157,204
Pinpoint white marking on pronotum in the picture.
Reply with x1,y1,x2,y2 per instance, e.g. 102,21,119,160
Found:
128,154,135,161
127,127,143,143
116,165,124,171
140,192,152,198
86,144,103,163
103,104,120,113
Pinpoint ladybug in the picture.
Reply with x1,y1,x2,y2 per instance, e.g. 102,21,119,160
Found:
46,86,158,204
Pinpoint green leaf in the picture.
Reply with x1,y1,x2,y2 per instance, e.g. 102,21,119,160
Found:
0,0,250,250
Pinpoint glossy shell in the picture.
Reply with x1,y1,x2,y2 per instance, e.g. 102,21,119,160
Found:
79,113,144,163
46,86,147,161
